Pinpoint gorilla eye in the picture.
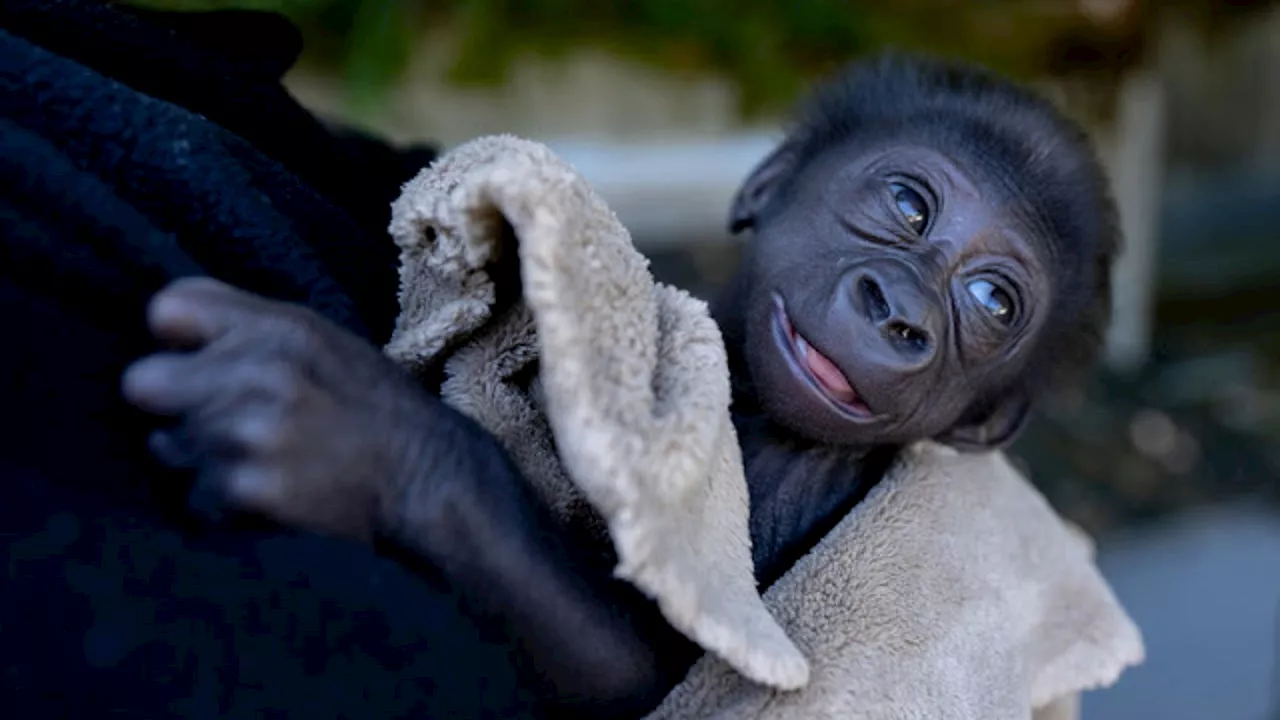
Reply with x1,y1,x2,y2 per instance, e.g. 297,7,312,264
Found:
890,182,928,234
967,279,1015,324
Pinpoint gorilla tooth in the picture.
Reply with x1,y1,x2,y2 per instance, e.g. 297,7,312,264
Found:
795,335,811,359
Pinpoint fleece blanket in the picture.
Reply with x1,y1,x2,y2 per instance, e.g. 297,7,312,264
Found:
383,135,1144,718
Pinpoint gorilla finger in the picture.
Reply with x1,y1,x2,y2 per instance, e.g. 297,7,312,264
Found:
148,412,253,468
126,344,311,417
183,447,271,523
147,276,277,347
146,426,238,522
148,427,201,469
221,465,291,516
190,403,291,456
222,408,289,454
123,353,213,413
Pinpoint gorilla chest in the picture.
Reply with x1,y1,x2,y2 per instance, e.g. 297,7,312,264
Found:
738,419,882,587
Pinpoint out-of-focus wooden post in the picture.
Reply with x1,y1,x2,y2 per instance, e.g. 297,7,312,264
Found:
1101,62,1166,374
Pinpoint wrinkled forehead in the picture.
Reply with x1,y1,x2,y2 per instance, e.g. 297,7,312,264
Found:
800,134,1057,268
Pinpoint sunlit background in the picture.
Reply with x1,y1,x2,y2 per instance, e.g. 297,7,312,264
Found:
136,1,1280,717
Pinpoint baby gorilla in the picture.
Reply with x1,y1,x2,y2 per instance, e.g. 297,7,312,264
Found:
123,52,1118,718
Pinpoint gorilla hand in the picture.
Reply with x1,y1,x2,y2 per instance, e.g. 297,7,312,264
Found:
122,277,454,542
122,278,693,715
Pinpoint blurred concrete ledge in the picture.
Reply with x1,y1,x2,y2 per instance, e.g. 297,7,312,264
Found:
545,133,777,247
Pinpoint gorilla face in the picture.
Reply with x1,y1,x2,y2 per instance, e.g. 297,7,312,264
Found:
736,139,1051,447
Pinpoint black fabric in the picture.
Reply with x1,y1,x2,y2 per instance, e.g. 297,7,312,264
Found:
0,0,436,283
0,1,535,717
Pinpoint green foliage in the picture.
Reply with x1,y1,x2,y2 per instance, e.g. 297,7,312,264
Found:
123,0,1173,116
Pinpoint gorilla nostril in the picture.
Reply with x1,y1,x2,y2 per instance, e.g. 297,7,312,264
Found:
856,273,934,358
859,276,890,322
887,321,930,354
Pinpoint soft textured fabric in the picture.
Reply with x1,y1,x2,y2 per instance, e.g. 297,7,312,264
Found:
0,2,540,718
385,134,810,690
646,443,1144,720
386,135,1145,719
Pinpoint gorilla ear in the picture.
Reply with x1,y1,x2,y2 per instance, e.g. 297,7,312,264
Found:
933,392,1032,452
728,143,798,234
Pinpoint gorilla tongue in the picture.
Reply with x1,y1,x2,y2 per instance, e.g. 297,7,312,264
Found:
795,336,859,404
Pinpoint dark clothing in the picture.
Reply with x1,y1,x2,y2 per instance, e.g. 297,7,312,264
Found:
0,1,533,716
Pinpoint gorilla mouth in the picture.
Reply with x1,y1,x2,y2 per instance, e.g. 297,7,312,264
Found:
774,299,873,418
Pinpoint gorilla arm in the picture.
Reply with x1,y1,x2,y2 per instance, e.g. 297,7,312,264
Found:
122,277,697,716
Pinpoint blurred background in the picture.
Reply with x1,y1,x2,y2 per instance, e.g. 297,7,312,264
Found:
135,0,1280,717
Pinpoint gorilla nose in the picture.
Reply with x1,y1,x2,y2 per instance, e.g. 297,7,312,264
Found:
854,271,937,366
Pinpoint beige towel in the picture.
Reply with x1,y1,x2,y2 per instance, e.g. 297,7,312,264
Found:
383,135,1144,719
384,134,809,690
646,443,1144,720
